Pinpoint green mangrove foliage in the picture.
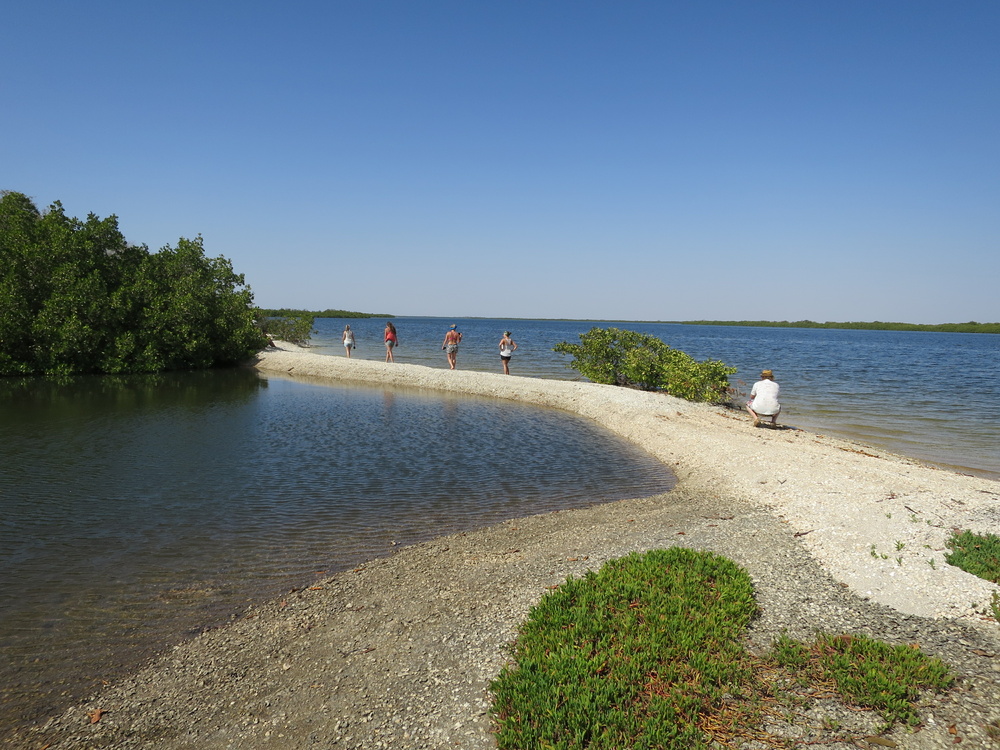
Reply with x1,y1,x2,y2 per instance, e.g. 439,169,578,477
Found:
0,191,267,376
258,313,315,345
554,327,736,401
256,308,393,344
491,548,953,749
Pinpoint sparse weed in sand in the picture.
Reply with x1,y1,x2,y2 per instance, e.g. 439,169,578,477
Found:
870,544,889,560
491,549,952,749
985,718,1000,744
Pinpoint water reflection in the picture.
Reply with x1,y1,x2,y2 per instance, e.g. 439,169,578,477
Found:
306,318,1000,479
0,370,674,740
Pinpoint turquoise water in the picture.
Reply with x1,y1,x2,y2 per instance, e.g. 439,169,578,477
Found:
313,317,1000,479
0,369,674,738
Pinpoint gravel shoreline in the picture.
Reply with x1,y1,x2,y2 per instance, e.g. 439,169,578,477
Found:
20,344,1000,749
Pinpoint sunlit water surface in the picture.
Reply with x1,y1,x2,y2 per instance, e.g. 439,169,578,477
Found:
0,370,674,737
313,317,999,479
3,318,998,740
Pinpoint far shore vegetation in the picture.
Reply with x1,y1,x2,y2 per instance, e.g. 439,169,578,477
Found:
383,315,998,334
256,308,392,318
679,320,999,334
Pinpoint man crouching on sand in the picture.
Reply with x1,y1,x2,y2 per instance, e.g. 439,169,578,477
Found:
747,369,780,427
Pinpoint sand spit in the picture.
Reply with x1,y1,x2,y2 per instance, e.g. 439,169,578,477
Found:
253,342,1000,622
23,342,1000,750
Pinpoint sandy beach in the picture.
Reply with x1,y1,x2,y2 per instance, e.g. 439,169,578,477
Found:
252,343,1000,621
24,343,1000,749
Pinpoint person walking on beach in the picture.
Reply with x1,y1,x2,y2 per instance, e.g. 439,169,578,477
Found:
442,324,462,369
498,330,517,375
342,325,356,358
384,321,399,363
746,369,781,427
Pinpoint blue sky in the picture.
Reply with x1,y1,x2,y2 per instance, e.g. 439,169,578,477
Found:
4,1,998,323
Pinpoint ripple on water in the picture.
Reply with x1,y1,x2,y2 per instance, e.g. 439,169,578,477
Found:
0,372,674,740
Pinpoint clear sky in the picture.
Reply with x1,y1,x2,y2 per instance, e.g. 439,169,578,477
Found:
4,1,998,323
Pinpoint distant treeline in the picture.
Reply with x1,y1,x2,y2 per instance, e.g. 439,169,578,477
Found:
257,308,393,319
680,320,999,334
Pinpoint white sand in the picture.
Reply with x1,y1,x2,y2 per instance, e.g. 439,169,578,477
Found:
255,342,1000,623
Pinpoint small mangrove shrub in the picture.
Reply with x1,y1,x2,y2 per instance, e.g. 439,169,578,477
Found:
553,327,736,402
492,548,953,749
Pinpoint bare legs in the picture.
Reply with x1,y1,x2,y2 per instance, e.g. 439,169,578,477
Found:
746,402,778,427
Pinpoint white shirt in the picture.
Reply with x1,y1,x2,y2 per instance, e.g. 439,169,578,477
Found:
749,379,780,415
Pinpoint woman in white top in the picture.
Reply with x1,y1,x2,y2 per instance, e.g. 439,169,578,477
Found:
342,325,355,358
498,331,517,375
746,369,780,427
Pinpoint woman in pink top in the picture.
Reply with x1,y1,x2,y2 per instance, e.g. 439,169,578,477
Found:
384,321,399,363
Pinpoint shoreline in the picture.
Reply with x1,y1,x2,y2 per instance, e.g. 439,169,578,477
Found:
22,343,1000,749
251,342,1000,622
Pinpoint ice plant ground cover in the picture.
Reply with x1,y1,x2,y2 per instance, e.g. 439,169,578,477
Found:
946,530,1000,620
491,548,954,749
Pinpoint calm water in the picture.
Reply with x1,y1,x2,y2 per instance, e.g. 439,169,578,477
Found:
0,369,674,738
1,319,997,740
314,317,1000,479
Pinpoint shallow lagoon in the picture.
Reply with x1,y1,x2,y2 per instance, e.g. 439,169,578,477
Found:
0,370,674,737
